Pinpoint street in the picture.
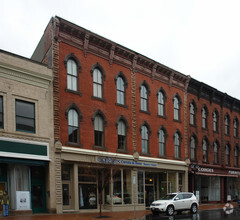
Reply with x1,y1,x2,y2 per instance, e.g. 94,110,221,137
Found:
145,208,240,220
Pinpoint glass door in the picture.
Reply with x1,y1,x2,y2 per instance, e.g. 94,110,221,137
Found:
79,184,97,209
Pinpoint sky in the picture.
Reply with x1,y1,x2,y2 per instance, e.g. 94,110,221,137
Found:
1,0,240,100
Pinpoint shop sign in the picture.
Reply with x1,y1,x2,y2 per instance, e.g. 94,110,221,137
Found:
228,170,240,176
197,167,214,173
96,156,157,167
16,191,31,210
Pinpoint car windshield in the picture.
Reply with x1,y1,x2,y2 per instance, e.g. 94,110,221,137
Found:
160,194,176,200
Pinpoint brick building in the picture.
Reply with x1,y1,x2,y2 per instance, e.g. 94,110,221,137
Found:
32,16,190,213
187,79,240,203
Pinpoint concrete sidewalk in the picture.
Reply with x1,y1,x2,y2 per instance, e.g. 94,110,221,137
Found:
1,202,239,219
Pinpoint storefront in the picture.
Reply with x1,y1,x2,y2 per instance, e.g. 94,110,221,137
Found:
58,146,188,213
0,137,49,214
189,165,240,203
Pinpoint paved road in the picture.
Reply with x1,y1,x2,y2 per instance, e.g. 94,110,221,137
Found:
145,208,240,220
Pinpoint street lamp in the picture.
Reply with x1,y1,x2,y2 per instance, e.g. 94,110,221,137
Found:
191,163,199,196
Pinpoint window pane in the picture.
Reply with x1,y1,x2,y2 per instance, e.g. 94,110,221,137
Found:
16,100,34,118
68,126,78,143
123,170,132,204
68,109,78,127
138,171,144,204
113,170,122,204
0,96,3,128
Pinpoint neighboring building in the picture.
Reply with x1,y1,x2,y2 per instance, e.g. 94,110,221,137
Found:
32,16,190,213
0,50,54,214
187,79,240,203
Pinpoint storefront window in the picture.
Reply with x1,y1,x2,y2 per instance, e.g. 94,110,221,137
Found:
62,165,71,181
123,169,132,204
228,178,240,201
138,171,144,204
179,173,183,192
9,165,30,210
200,176,220,202
159,172,167,198
168,172,176,193
113,169,122,204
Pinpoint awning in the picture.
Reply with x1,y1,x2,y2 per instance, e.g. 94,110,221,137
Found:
196,172,238,178
0,157,49,166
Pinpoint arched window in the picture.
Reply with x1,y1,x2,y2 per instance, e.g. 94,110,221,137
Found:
202,107,208,129
174,97,180,120
234,118,239,138
234,145,239,167
202,138,208,162
93,68,103,98
67,59,78,91
68,109,79,143
94,115,104,147
225,144,230,165
116,77,125,105
141,125,149,154
225,114,230,135
118,120,126,150
190,103,195,125
140,85,148,111
190,136,196,160
213,141,219,164
159,129,165,156
174,132,181,158
213,111,218,132
158,91,165,116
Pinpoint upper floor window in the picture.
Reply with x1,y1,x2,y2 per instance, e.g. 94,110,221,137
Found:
140,85,148,111
225,144,230,165
190,103,195,125
67,59,78,91
159,129,166,156
16,99,35,133
225,114,230,135
141,125,149,154
158,91,165,116
190,136,196,160
68,109,79,143
93,68,103,98
213,111,218,132
116,77,125,105
213,141,219,164
0,96,3,129
173,96,180,121
234,145,239,167
94,115,104,147
118,120,126,150
202,138,208,163
174,132,181,158
234,118,239,138
202,107,208,129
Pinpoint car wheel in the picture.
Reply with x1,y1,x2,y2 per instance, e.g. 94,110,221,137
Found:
166,205,174,216
191,203,198,214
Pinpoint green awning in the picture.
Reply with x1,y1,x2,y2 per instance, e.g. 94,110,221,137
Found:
0,157,48,166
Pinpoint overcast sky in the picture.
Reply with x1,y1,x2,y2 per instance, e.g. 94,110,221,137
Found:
1,0,240,99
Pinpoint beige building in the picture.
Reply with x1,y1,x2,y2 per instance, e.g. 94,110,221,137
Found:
0,50,55,214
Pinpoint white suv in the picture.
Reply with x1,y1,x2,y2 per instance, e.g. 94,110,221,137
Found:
150,192,199,216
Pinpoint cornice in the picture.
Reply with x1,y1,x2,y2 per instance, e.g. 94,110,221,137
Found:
55,16,189,90
0,62,52,89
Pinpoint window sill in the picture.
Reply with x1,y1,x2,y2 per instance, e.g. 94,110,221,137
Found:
65,88,82,96
93,145,107,151
115,103,128,109
158,155,168,159
157,115,167,119
91,96,106,102
140,152,152,157
190,124,197,128
174,157,183,161
139,110,151,115
173,119,182,123
116,149,129,154
66,142,82,148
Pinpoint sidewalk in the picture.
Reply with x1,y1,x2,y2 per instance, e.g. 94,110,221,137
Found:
1,202,239,219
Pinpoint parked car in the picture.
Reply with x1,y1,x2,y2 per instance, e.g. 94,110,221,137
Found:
150,192,199,216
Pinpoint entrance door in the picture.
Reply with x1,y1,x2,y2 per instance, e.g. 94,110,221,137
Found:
145,185,154,207
0,183,5,214
31,167,46,213
62,183,72,210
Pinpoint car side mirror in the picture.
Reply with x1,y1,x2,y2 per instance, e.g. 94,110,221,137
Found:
174,197,179,201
